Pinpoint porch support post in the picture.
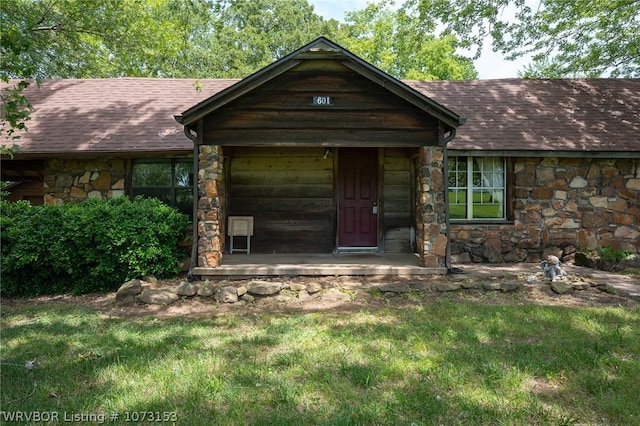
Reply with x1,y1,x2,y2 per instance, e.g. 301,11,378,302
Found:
197,145,225,268
415,146,448,268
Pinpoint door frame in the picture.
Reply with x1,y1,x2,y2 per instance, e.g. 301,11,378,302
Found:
334,147,385,253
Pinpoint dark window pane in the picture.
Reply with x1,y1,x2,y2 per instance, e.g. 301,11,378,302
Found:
133,162,171,186
175,188,193,216
175,162,193,187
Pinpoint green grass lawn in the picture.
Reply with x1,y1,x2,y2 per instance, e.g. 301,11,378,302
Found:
2,297,639,425
449,190,502,219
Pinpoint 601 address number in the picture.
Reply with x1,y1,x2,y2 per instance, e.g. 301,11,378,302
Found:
312,96,332,105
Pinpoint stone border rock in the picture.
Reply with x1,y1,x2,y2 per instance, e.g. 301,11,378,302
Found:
114,270,626,308
575,252,640,272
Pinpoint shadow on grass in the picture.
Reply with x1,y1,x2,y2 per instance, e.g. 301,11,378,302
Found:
1,299,639,425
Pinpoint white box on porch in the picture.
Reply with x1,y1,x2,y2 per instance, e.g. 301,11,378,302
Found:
228,216,253,254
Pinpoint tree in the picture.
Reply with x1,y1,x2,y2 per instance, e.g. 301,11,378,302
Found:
407,0,640,77
0,0,220,79
1,0,173,148
0,0,481,146
0,80,32,147
337,1,476,80
204,0,340,77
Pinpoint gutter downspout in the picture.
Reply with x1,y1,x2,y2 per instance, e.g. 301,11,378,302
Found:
442,140,453,273
183,125,199,280
442,117,466,274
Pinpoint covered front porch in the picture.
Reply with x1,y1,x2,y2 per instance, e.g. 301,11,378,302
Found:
178,38,465,276
192,253,446,278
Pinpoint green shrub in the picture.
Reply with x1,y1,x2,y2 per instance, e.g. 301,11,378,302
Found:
1,197,189,297
597,246,632,264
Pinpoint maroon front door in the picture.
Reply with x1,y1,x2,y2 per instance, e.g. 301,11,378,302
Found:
338,148,378,248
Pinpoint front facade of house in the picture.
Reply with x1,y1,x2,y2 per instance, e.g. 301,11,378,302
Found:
2,38,639,273
175,38,463,272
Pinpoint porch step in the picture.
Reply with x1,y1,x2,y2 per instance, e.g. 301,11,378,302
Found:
192,253,447,278
193,265,447,278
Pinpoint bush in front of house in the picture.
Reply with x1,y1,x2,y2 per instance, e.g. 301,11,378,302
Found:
0,197,189,297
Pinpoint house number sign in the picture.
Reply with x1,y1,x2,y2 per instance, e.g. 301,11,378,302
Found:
312,96,332,105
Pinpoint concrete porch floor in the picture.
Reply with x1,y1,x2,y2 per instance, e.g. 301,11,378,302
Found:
192,253,447,278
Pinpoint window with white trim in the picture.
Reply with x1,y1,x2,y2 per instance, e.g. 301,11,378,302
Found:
132,159,193,216
448,156,506,220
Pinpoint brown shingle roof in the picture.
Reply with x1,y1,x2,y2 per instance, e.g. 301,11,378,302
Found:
3,78,237,156
4,77,639,156
408,78,640,153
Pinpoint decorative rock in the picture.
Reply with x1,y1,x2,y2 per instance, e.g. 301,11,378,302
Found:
617,254,640,271
275,292,295,303
572,282,591,290
289,283,307,291
247,280,283,295
409,281,431,291
177,281,198,297
574,252,597,268
321,289,351,302
500,282,521,292
236,286,248,297
142,275,158,284
483,282,502,291
596,259,616,272
320,280,334,289
297,290,310,300
306,282,323,294
197,280,215,297
116,279,142,301
550,281,573,294
378,282,412,293
139,289,179,305
214,286,238,303
460,281,483,289
435,283,461,292
241,294,255,303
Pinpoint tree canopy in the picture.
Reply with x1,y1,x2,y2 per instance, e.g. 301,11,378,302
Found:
338,1,476,80
0,0,478,81
407,0,640,77
0,0,476,144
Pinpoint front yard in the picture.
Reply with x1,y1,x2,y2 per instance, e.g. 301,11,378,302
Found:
1,277,639,425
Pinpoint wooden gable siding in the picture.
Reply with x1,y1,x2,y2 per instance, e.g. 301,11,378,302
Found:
228,147,334,253
202,60,439,147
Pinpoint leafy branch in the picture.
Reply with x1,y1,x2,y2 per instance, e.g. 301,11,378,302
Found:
1,79,32,155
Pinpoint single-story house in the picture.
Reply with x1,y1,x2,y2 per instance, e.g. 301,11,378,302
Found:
2,37,639,275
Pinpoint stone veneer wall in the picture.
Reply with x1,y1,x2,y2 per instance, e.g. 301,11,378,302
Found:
43,159,126,205
196,145,226,268
450,157,640,263
415,146,449,268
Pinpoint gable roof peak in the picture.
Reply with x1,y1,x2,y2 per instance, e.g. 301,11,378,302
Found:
177,36,463,130
305,37,340,52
